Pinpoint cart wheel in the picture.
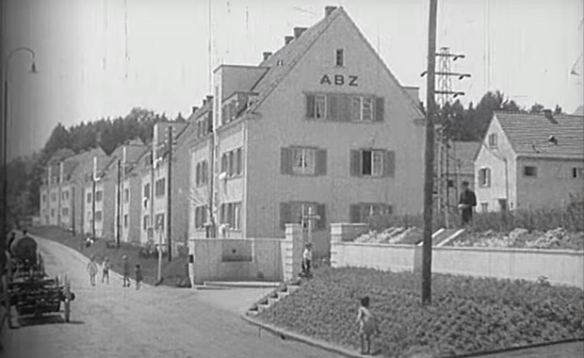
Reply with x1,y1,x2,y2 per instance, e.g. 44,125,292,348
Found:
64,276,71,323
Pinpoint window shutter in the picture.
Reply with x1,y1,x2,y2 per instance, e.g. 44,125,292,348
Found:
280,147,292,175
228,151,234,176
350,150,362,177
221,154,227,173
327,94,339,121
350,204,361,223
316,204,326,230
280,202,292,230
236,148,242,175
340,95,351,122
315,149,327,176
383,150,395,178
375,97,385,122
306,94,316,119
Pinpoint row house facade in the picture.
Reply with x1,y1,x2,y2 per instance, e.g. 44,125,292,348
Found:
189,6,426,255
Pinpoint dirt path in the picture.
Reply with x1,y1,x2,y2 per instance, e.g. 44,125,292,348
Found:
1,236,341,358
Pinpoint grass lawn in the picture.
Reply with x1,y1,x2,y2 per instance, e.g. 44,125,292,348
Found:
257,266,584,358
28,226,190,287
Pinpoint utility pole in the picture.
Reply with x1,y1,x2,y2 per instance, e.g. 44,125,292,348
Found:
421,0,438,305
116,159,121,248
92,157,97,240
166,126,173,261
435,48,471,229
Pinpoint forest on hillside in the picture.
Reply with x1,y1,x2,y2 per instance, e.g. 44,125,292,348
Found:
1,91,566,228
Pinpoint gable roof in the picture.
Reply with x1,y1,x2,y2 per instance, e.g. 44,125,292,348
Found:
494,111,584,160
451,141,481,175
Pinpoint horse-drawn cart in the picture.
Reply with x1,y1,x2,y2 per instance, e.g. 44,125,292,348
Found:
2,233,75,326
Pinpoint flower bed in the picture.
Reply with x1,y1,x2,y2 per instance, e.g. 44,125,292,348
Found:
449,228,584,250
257,267,584,357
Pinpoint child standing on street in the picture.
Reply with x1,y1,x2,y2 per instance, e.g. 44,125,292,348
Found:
301,243,313,277
356,296,381,355
101,257,111,284
135,264,143,290
86,257,98,286
122,255,131,288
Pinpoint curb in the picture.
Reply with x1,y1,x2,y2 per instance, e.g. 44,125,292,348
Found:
240,312,369,358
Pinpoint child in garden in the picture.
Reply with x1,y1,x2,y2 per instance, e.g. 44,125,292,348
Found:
135,264,143,290
356,296,381,355
101,257,111,284
301,243,312,277
86,257,98,286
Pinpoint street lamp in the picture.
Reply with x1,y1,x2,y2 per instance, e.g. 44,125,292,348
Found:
2,47,37,275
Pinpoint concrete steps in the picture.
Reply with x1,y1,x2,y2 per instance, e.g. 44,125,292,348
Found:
245,283,301,316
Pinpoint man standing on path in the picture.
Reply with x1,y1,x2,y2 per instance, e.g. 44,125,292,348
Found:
122,256,131,288
458,181,477,227
87,257,98,286
101,257,111,284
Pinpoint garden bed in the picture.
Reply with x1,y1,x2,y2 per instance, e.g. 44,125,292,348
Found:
257,267,584,357
28,226,190,287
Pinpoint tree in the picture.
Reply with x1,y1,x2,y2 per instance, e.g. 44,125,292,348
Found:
530,103,545,114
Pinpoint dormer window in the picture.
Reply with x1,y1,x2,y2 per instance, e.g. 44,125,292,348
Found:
276,59,284,66
336,49,344,67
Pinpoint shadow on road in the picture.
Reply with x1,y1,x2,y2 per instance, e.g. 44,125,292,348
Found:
17,315,85,327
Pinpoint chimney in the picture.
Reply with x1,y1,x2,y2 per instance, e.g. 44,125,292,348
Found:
285,36,294,45
192,106,198,114
263,52,272,61
325,6,337,17
294,27,307,39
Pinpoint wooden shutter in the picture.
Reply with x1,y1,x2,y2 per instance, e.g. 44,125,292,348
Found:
195,163,200,186
340,95,351,122
236,148,242,175
327,94,339,121
280,202,291,230
306,94,316,119
350,204,361,223
350,150,362,177
316,204,326,230
315,149,327,176
280,147,293,175
221,154,227,173
383,150,395,178
375,97,385,122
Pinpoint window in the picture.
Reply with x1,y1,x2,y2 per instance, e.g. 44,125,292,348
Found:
42,194,46,203
523,166,537,178
124,214,128,228
144,183,150,200
194,205,208,229
95,211,102,222
219,202,242,230
336,49,344,66
143,215,150,230
236,148,242,175
280,202,326,230
292,148,316,175
359,150,383,177
51,192,57,202
196,161,209,186
124,188,130,202
95,190,103,202
221,153,228,173
281,147,327,176
478,168,491,187
351,96,374,121
87,192,92,203
62,191,69,200
228,151,235,176
572,167,582,179
315,95,326,119
350,203,393,223
62,208,69,217
155,178,166,197
481,203,489,213
51,209,55,217
155,213,165,231
488,133,498,148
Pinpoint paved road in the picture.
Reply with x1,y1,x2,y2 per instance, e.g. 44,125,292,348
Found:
1,236,341,358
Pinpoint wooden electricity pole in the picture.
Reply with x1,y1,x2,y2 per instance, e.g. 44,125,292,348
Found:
422,0,438,305
166,126,173,262
116,159,121,248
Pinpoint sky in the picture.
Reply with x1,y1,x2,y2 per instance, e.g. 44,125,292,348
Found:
2,0,583,160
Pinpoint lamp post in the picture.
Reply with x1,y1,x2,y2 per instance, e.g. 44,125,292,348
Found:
2,47,37,276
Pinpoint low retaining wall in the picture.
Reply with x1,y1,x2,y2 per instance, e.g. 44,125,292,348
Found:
332,242,584,289
188,224,304,286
